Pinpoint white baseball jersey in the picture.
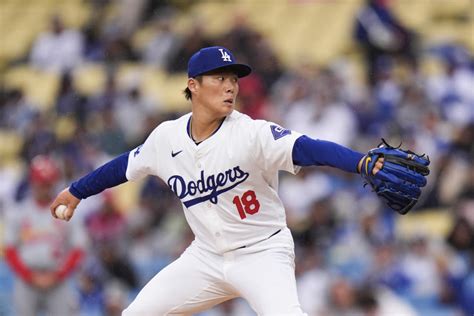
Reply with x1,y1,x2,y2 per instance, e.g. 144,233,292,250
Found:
126,110,302,254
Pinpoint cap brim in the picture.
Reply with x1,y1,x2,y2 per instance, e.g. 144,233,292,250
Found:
199,64,252,78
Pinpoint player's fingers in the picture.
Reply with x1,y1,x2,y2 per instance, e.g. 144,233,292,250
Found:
65,193,80,221
50,192,68,218
64,206,76,221
50,198,61,218
50,187,79,220
372,157,385,175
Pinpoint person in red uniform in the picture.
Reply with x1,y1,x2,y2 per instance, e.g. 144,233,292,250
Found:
4,155,87,316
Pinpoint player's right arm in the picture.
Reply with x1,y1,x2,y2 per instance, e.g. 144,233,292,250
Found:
50,126,161,221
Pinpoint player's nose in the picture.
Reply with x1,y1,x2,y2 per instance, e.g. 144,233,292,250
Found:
224,79,237,94
225,86,234,94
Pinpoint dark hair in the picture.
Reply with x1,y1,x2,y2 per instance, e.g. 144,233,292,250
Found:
183,76,202,100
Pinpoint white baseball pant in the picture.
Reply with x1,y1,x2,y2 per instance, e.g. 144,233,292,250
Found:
122,227,306,315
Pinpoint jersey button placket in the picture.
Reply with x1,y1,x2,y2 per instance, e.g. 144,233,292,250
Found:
206,203,224,245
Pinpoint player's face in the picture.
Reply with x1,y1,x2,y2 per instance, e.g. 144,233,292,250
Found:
32,182,55,204
192,71,239,117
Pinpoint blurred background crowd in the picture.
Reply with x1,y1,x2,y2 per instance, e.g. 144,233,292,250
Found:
0,0,473,315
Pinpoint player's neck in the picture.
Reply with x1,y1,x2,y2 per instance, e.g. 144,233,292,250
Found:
189,114,225,143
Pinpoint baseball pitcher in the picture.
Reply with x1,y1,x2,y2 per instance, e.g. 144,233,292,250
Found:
50,46,429,315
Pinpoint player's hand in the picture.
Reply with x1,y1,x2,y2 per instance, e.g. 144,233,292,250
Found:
50,187,80,221
31,271,58,290
373,157,384,174
360,140,430,214
358,156,384,175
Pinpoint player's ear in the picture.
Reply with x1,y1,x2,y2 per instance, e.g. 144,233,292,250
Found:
188,78,199,94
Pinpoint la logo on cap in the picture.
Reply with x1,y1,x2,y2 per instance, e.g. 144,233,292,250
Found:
219,48,232,62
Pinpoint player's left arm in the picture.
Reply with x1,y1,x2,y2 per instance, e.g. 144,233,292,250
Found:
292,135,368,173
292,135,430,214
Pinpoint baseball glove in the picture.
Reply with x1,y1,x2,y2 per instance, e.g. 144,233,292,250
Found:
360,139,430,214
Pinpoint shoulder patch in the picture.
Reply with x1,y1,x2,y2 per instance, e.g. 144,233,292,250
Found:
270,125,291,140
133,144,143,157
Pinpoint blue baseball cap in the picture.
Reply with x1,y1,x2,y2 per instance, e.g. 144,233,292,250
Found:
187,46,252,78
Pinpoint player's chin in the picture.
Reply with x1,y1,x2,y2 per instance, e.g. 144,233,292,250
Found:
221,102,234,114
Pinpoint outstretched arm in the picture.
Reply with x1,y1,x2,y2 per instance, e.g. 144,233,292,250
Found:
293,135,360,172
292,135,430,214
292,135,384,174
50,151,130,221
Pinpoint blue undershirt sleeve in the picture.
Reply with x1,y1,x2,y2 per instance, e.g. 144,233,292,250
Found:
69,151,130,199
292,135,364,173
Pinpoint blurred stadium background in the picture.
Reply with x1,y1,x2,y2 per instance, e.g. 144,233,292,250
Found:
0,0,473,315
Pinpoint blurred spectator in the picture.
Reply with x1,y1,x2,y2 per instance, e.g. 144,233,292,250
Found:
357,285,417,316
127,176,187,286
326,278,359,315
85,193,138,290
20,113,57,162
95,244,138,291
236,74,269,119
401,236,443,309
55,72,87,123
370,242,410,294
114,86,158,147
460,251,474,315
279,169,333,226
85,193,127,247
96,108,128,156
311,69,358,145
218,14,284,90
103,32,138,67
0,162,21,216
0,89,37,135
327,209,380,284
82,17,106,62
167,20,213,73
270,62,318,122
371,57,402,128
424,124,474,208
103,279,129,316
447,217,474,257
3,155,86,315
396,82,433,134
115,0,148,36
77,267,105,316
279,67,357,146
142,16,181,69
30,15,84,73
217,13,259,62
426,44,474,126
296,248,330,315
354,0,418,86
293,198,336,251
86,74,121,114
442,216,474,314
250,33,284,90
